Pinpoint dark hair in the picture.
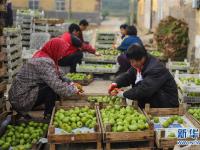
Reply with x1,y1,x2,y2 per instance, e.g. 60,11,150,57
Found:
79,19,89,26
68,23,81,33
127,25,137,36
71,35,82,48
126,44,147,60
120,24,128,29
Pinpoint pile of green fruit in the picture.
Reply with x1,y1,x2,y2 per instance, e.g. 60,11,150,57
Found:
97,49,120,56
66,73,92,81
188,108,200,120
149,51,164,57
3,28,20,33
172,62,187,67
0,121,48,150
53,106,97,133
162,115,184,128
180,77,200,86
187,92,200,97
101,105,149,132
88,96,123,105
79,64,114,69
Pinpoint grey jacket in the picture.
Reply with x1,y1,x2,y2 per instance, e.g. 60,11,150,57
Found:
8,57,77,113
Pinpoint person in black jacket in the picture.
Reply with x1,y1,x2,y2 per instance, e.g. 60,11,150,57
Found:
108,44,179,108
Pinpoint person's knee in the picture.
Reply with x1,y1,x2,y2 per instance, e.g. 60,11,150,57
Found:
77,51,83,59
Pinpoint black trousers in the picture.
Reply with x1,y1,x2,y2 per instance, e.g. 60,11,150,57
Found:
34,85,58,116
58,51,83,73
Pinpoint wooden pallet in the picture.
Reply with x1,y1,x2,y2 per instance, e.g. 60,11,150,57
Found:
97,102,154,150
143,104,199,150
48,104,102,150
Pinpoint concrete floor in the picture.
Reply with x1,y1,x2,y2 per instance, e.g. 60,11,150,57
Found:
83,80,112,94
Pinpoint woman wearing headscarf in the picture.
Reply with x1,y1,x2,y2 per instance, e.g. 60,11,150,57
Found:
8,38,79,119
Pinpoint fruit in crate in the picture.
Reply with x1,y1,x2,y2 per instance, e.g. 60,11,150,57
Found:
97,49,120,56
79,64,114,69
162,115,184,128
0,122,48,150
188,108,200,120
53,107,97,133
153,117,160,123
172,62,187,66
87,96,123,105
188,92,200,97
65,73,92,81
180,77,200,86
149,51,163,57
101,105,149,132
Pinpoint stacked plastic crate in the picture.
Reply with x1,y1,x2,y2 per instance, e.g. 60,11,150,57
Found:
175,72,200,105
0,0,8,112
32,18,64,38
166,59,190,75
79,32,119,74
95,31,116,49
3,27,23,83
16,9,44,48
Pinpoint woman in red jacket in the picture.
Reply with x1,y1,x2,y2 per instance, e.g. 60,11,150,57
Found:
59,24,99,72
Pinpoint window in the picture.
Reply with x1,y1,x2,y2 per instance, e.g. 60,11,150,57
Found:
56,0,65,11
29,0,39,9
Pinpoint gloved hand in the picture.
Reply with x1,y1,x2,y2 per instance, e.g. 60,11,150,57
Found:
108,83,117,94
71,82,84,95
110,88,124,97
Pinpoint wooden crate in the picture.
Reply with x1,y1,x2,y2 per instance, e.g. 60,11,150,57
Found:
143,104,199,150
0,111,48,150
47,104,102,150
60,93,126,107
97,102,154,150
184,104,200,129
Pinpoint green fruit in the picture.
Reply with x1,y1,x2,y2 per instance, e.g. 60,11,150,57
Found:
162,121,169,128
167,118,174,124
168,132,176,138
62,117,70,123
153,117,159,123
128,125,137,131
77,121,83,128
188,109,195,114
1,142,10,150
116,125,124,132
23,133,29,139
0,139,4,145
177,118,184,124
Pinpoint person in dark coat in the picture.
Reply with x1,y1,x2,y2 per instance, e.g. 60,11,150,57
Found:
108,44,179,108
5,0,13,27
117,25,143,74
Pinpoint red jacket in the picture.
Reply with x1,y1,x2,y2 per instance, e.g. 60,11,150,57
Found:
60,32,79,57
61,32,96,56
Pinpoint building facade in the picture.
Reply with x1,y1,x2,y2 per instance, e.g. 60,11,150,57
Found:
11,0,101,23
132,0,200,62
